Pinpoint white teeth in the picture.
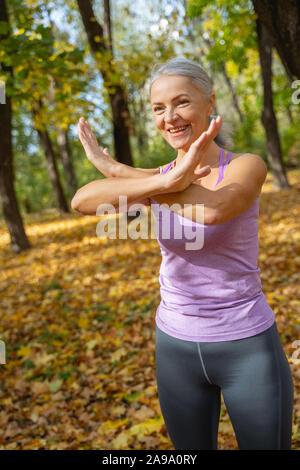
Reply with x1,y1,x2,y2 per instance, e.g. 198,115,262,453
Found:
169,125,188,133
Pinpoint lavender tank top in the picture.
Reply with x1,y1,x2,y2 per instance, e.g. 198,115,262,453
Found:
150,148,275,342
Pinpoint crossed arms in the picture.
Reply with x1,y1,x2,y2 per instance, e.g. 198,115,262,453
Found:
71,154,267,225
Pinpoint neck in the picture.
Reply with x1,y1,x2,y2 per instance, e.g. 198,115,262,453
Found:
176,140,222,168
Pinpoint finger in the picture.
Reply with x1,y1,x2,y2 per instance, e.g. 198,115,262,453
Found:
191,131,208,150
206,116,222,141
195,116,222,147
195,118,222,153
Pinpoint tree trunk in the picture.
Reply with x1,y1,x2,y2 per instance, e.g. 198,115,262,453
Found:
57,127,78,195
128,84,148,158
103,0,113,54
0,0,31,253
43,15,78,198
256,18,290,190
77,0,134,166
33,101,70,213
220,61,244,124
252,0,300,80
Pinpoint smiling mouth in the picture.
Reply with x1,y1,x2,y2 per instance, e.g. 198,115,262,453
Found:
168,125,190,135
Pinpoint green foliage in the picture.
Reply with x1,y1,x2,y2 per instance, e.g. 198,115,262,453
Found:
132,133,176,170
1,0,298,220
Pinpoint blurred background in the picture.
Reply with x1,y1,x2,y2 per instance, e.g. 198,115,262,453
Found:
0,0,299,451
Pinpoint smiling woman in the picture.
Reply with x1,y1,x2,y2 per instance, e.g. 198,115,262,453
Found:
72,56,294,451
147,57,294,451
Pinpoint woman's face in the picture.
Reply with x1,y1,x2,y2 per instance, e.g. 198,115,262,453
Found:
150,74,215,153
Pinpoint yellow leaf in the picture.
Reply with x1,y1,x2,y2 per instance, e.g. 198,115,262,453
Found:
110,347,127,362
34,353,56,366
129,416,165,438
86,339,98,350
111,431,132,449
98,418,129,434
3,397,12,405
78,317,89,329
17,346,31,358
15,28,25,36
30,410,39,423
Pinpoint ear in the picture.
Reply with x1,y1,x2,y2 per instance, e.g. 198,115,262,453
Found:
208,92,215,115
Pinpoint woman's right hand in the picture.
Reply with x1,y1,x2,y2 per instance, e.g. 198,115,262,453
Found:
77,117,117,178
163,116,222,193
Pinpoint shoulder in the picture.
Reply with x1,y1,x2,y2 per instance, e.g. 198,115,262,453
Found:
218,152,267,202
213,153,267,223
228,152,267,182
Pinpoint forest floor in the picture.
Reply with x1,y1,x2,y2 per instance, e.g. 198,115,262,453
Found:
0,168,299,450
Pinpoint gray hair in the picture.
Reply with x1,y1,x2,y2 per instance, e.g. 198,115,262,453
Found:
149,56,232,149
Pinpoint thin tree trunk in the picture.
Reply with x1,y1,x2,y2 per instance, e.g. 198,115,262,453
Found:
220,61,244,124
0,0,31,253
57,127,78,195
33,101,70,213
43,13,78,197
103,0,113,54
77,0,134,166
129,84,148,157
256,18,290,190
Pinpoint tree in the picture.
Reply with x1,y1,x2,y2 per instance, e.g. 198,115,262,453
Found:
32,99,70,213
252,0,300,80
186,0,294,188
76,0,134,166
256,18,290,188
4,0,95,213
0,0,31,253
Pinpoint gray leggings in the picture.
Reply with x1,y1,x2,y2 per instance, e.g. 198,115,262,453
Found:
155,321,294,450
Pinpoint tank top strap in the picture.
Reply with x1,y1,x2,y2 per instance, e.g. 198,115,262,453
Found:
161,159,176,174
223,150,232,171
215,148,232,187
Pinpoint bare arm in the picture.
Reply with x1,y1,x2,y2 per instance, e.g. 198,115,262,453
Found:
73,116,223,224
71,173,169,214
111,162,160,178
71,172,217,225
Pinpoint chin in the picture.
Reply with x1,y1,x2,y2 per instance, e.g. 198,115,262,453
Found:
168,140,191,151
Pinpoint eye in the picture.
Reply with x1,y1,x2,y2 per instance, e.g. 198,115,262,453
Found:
153,100,189,112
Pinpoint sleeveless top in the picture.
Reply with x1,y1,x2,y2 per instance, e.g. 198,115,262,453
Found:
149,147,275,342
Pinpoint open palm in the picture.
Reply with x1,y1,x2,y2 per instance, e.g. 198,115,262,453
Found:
77,117,116,177
165,116,222,193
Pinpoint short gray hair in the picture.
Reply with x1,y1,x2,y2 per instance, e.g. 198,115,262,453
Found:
149,56,232,149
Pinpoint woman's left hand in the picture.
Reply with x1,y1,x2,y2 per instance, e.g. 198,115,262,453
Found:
164,116,223,193
77,117,117,177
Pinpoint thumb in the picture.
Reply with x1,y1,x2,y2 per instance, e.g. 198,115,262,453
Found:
194,165,211,176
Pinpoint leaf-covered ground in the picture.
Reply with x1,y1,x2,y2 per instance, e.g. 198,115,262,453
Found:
0,169,299,450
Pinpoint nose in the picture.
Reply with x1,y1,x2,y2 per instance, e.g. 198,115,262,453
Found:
164,107,179,124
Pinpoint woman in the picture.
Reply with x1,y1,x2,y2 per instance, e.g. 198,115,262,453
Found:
71,57,294,450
